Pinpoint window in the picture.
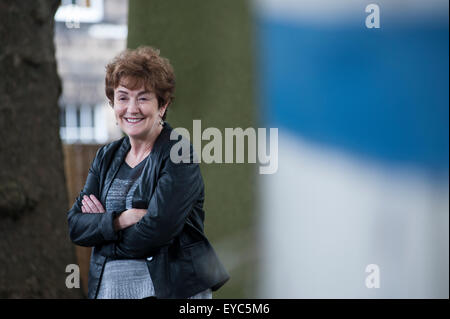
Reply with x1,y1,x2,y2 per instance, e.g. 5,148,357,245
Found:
60,104,108,143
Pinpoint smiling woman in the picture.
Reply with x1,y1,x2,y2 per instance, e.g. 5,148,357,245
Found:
67,46,230,299
113,85,163,155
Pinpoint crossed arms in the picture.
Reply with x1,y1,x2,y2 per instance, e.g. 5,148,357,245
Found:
67,146,202,259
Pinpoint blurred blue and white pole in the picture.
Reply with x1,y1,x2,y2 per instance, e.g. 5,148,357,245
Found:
254,0,449,298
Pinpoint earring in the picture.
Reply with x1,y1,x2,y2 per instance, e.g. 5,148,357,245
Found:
158,112,164,126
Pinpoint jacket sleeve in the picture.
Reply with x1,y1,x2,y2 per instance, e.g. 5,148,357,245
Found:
67,146,121,247
98,145,202,259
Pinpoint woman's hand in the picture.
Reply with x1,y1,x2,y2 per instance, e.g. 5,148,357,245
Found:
81,194,146,231
114,208,147,231
81,194,105,213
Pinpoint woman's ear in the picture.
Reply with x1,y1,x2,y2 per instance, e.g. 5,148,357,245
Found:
160,102,169,117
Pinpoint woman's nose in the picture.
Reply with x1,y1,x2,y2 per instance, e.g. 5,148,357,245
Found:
126,98,140,112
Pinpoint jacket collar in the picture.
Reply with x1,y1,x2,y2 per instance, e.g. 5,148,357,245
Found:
100,121,173,204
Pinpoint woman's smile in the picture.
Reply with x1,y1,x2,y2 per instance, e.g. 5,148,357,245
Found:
113,82,166,140
124,117,145,124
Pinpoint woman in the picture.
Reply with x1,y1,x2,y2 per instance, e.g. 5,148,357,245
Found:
67,46,229,299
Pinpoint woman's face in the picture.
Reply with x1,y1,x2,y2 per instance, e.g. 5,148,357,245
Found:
113,82,165,140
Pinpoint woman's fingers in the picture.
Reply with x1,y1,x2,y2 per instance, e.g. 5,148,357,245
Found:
132,209,147,223
89,194,105,213
81,195,105,213
81,199,92,213
83,195,99,213
136,209,147,219
82,198,94,213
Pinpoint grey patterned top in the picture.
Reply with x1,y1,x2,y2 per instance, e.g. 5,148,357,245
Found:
96,156,211,299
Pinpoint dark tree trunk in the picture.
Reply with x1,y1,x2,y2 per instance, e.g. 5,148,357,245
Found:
0,0,81,298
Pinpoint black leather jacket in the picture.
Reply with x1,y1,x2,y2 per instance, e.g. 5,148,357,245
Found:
67,122,229,298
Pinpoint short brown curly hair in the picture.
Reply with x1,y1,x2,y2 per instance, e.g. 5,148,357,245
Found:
105,46,175,120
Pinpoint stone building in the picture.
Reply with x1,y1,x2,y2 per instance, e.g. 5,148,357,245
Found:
54,0,127,143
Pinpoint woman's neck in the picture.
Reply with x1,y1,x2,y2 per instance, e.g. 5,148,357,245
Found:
127,125,163,164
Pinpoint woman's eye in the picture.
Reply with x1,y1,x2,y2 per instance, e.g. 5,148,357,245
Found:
139,98,148,101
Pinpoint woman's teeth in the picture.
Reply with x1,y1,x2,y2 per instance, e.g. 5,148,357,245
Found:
125,118,143,123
